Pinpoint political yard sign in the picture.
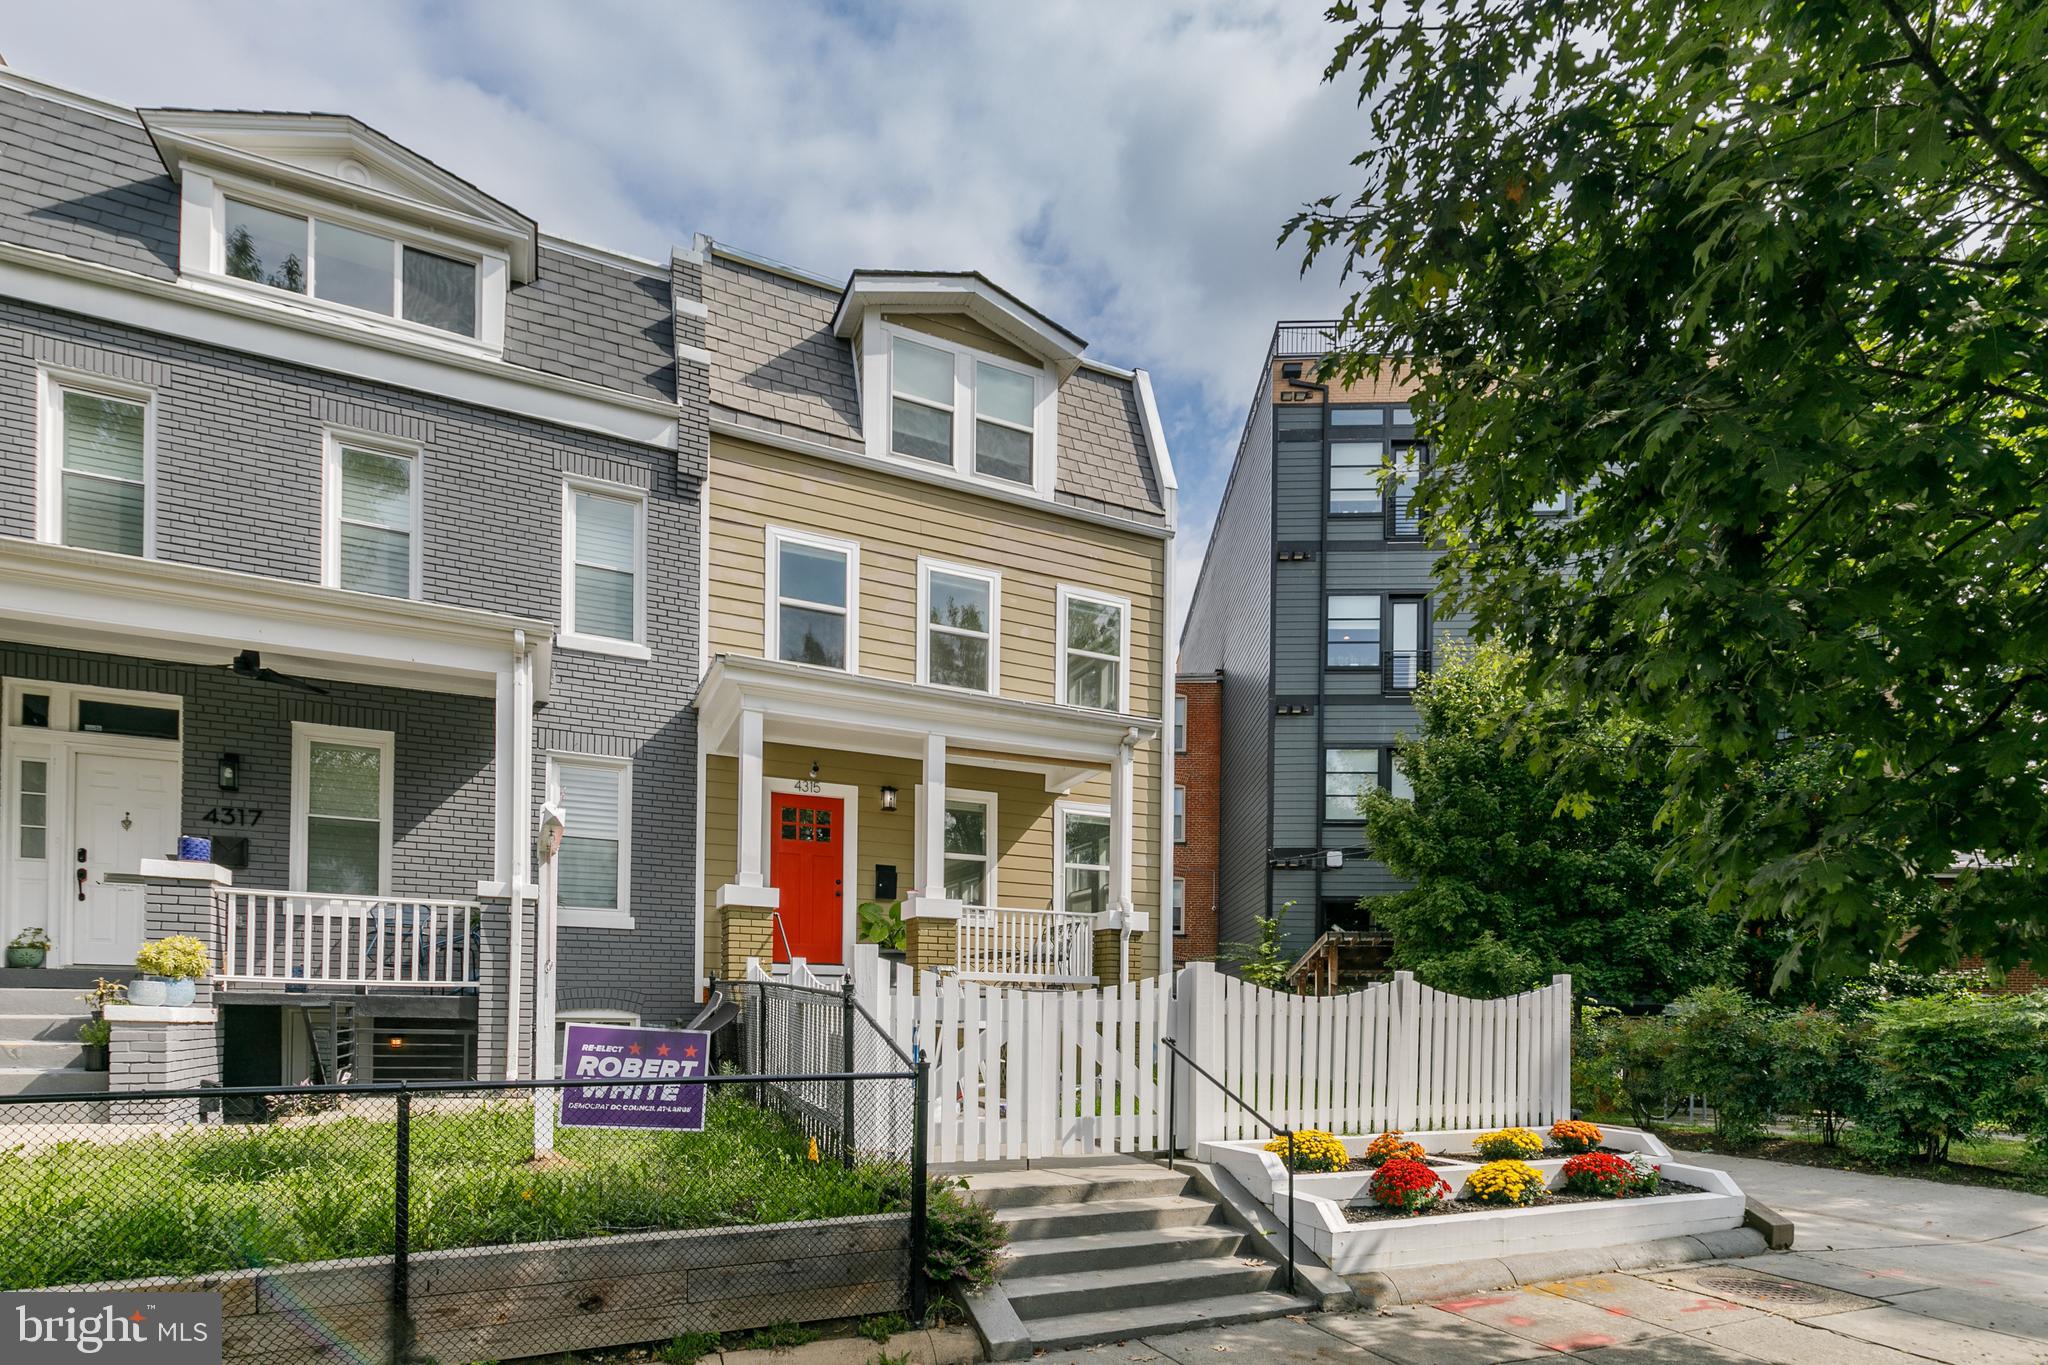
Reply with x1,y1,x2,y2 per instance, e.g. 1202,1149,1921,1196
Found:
559,1022,711,1132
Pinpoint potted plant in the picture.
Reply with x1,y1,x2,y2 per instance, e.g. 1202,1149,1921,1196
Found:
77,1017,112,1072
76,977,123,1072
857,899,907,959
130,935,209,1007
6,928,51,969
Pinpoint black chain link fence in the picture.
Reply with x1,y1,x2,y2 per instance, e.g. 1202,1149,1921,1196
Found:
0,1024,926,1364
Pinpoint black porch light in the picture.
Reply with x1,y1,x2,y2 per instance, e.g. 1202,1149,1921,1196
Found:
879,785,898,812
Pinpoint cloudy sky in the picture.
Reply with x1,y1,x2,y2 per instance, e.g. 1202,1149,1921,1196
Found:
5,2,1367,637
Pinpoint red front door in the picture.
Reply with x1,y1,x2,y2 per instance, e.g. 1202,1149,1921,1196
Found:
771,794,844,964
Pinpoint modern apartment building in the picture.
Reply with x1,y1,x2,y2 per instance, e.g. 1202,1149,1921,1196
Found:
0,68,702,1093
1179,323,1453,960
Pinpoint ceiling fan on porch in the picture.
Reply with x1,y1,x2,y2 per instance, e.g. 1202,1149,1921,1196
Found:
230,650,329,696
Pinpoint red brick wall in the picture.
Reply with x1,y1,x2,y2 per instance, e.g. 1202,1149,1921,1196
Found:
1175,674,1223,960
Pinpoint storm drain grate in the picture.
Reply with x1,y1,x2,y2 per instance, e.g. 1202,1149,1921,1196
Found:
1697,1274,1826,1305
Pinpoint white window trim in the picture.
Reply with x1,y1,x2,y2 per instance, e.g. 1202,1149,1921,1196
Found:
321,427,423,599
1174,695,1188,752
548,751,634,930
912,786,998,907
1054,799,1113,919
914,556,1001,695
559,1008,639,1034
765,525,861,674
1173,785,1186,844
34,368,158,559
289,721,395,895
1172,877,1187,935
560,476,652,661
1055,584,1132,713
862,319,1059,501
179,167,507,354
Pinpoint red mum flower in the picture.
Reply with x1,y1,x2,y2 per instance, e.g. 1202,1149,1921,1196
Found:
1369,1157,1452,1214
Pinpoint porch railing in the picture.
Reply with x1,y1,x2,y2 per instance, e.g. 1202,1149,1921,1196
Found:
956,905,1096,984
218,890,481,988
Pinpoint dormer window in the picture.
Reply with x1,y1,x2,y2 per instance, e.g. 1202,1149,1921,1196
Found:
839,273,1087,504
142,109,538,356
223,198,479,339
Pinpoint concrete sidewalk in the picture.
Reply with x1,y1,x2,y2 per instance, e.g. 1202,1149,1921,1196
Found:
1029,1150,2048,1364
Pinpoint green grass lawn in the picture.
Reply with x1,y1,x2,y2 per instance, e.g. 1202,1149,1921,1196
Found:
0,1092,906,1290
1587,1114,2048,1198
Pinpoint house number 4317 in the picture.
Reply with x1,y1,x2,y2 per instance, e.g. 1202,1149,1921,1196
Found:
202,806,264,826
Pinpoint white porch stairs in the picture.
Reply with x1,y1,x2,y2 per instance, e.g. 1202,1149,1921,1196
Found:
960,1159,1315,1355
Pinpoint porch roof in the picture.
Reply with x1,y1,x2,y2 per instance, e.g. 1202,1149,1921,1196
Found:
696,653,1159,784
0,538,554,699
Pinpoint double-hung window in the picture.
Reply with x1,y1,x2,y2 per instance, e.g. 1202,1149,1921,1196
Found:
890,336,956,465
768,527,858,671
224,198,479,338
919,560,999,692
1326,595,1381,669
552,756,631,925
1059,587,1128,710
942,795,994,904
326,435,419,598
562,483,647,654
1324,748,1379,823
1174,696,1188,752
973,362,1035,485
1172,878,1186,935
42,379,152,558
1173,786,1187,843
292,724,392,895
1059,806,1111,917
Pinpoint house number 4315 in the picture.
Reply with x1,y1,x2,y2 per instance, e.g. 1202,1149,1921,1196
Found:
202,807,265,826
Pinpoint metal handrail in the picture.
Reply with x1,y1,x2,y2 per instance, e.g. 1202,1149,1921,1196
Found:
1161,1035,1297,1295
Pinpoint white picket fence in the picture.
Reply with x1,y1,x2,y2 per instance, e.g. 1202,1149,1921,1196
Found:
848,949,1574,1164
1180,962,1572,1142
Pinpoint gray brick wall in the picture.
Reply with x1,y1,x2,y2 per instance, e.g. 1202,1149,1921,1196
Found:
110,1020,220,1122
0,299,701,1045
0,80,673,403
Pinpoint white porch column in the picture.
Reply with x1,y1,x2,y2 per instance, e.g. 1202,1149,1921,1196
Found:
716,708,779,911
1110,726,1137,917
498,634,536,1080
905,731,962,922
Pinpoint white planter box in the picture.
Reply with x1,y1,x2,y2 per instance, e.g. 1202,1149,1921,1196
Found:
1200,1127,1740,1274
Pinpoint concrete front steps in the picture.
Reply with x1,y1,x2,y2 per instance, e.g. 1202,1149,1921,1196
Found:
0,984,106,1097
962,1160,1315,1355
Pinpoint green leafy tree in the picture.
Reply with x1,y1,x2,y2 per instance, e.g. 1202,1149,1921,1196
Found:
1223,910,1293,990
1294,1,2048,983
1363,642,1736,1004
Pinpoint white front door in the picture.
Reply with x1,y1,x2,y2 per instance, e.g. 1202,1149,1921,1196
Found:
67,750,180,966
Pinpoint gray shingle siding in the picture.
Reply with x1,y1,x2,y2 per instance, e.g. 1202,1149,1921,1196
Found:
0,80,673,405
702,251,1166,526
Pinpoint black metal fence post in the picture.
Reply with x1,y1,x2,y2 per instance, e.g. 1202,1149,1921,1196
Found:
908,1050,930,1327
840,976,858,1167
391,1084,412,1365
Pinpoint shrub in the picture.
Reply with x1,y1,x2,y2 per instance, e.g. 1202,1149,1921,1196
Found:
1560,1150,1658,1198
1465,1159,1548,1206
1669,985,1777,1141
1472,1127,1542,1161
1363,1130,1426,1166
1854,993,2041,1164
1771,1007,1872,1147
1368,1157,1452,1214
1548,1119,1602,1154
1578,1012,1679,1128
134,935,209,980
907,1177,1007,1288
1265,1129,1349,1172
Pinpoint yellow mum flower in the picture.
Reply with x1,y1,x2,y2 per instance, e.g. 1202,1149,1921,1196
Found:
1465,1159,1549,1206
1265,1129,1350,1173
1473,1126,1544,1160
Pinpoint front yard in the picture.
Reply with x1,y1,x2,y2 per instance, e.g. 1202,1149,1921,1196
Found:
0,1091,906,1289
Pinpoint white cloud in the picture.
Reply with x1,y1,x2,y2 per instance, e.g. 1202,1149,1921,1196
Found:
6,0,1366,639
